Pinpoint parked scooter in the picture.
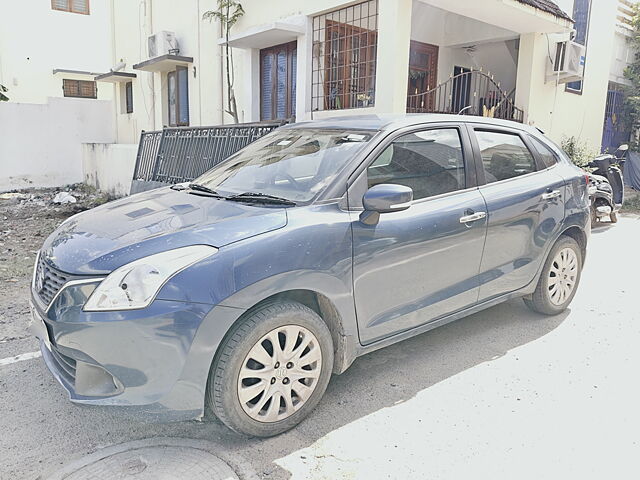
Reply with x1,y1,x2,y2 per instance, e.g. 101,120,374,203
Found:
586,144,628,224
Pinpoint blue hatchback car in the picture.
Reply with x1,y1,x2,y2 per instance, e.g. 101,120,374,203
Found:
31,115,590,436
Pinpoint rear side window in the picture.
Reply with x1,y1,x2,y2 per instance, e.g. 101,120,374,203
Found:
367,128,465,200
529,136,559,168
475,130,537,183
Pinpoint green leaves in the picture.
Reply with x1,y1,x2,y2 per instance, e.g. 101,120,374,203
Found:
203,0,244,29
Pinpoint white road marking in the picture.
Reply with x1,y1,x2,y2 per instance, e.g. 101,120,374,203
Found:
0,351,42,366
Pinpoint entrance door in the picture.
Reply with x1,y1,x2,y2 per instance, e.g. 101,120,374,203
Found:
452,66,472,114
260,41,297,121
406,41,439,111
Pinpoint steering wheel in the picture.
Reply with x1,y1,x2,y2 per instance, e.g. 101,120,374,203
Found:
274,172,300,189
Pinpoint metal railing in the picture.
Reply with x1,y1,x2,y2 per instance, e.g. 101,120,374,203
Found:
406,70,525,123
132,121,286,185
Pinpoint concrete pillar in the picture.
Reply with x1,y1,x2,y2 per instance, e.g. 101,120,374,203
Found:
374,0,412,114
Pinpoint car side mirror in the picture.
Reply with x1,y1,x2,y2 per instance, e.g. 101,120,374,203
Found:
360,184,413,225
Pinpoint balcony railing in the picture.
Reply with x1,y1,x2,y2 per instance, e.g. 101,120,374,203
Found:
406,70,524,123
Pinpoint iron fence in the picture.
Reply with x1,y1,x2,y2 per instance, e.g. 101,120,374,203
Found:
406,70,524,123
133,121,286,185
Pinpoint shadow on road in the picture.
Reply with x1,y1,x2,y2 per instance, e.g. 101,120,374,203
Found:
12,299,569,479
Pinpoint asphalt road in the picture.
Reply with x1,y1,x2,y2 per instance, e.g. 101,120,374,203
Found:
1,216,639,479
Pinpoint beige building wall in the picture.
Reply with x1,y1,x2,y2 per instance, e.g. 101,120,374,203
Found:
516,0,618,151
0,0,113,104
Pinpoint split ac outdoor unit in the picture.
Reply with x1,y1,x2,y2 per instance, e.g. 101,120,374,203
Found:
148,31,179,58
546,40,586,84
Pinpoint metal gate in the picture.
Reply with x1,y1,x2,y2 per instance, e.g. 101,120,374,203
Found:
131,121,285,193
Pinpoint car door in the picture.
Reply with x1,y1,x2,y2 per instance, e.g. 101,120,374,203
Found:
467,125,566,302
349,124,488,345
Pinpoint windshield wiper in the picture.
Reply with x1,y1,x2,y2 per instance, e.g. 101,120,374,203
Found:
227,192,297,206
187,183,225,198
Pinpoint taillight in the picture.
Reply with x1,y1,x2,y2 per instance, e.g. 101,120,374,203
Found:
584,174,590,185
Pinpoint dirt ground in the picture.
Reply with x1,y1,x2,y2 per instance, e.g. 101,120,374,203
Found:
0,185,110,345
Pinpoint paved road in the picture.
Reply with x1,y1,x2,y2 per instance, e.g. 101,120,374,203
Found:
2,217,639,479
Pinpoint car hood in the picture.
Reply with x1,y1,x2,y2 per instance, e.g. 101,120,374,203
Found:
41,187,288,275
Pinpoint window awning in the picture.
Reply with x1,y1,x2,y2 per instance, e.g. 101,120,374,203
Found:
94,71,137,83
133,54,193,73
52,68,101,78
219,17,306,49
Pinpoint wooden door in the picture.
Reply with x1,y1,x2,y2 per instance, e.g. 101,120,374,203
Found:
407,41,439,111
260,41,297,121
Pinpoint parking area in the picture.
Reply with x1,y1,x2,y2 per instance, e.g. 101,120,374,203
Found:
1,198,639,479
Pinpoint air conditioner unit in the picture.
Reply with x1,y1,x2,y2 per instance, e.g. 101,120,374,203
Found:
546,41,586,84
148,31,179,58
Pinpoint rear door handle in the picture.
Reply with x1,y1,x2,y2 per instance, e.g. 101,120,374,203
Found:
541,190,561,200
459,211,487,223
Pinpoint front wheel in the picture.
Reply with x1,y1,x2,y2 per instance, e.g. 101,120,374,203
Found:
206,301,334,437
523,235,583,315
610,211,619,223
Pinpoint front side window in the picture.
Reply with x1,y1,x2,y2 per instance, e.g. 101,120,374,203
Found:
529,136,558,168
194,128,373,203
62,79,96,99
52,0,89,14
566,0,591,93
167,66,189,126
475,130,537,183
311,0,378,111
367,128,465,200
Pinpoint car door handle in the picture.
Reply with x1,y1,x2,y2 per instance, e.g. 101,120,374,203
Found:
541,190,561,200
459,211,487,223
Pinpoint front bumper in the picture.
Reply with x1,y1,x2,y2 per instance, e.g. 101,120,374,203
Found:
30,284,245,421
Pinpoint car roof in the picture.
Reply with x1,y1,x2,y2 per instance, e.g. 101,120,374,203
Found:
285,113,540,135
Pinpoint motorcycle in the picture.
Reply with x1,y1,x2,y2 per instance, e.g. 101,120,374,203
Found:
586,144,628,224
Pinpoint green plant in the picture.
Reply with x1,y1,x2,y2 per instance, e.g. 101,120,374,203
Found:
0,84,8,102
203,1,245,124
560,136,597,167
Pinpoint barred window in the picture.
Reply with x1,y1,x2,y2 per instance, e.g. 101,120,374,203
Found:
62,79,97,99
52,0,90,15
311,0,378,112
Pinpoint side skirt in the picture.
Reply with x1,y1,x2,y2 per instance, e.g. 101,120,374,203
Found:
353,285,534,360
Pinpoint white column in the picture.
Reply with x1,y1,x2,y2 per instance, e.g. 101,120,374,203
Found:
374,0,412,114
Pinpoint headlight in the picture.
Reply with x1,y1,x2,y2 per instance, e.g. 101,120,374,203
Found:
83,245,218,311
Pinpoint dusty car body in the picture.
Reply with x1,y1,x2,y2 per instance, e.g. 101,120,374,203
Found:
31,114,590,435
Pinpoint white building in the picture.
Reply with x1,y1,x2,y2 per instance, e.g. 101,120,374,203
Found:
0,0,116,191
0,0,624,193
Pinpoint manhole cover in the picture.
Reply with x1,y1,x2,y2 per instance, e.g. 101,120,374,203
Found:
44,438,242,480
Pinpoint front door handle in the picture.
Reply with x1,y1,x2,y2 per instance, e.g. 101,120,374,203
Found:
541,190,561,200
459,211,487,223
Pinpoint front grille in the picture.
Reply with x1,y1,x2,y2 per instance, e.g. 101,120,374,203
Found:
49,345,77,386
34,255,73,306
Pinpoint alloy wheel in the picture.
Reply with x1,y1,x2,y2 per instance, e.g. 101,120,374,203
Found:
237,325,322,422
547,247,578,306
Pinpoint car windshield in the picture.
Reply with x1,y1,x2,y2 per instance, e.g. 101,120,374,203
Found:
192,128,374,203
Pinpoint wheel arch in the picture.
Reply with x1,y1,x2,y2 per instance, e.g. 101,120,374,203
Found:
559,225,587,262
225,289,354,375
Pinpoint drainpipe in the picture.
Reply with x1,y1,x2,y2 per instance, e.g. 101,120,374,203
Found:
219,8,224,124
110,0,118,143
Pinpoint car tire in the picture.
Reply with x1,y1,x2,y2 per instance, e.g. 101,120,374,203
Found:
523,235,582,316
610,211,618,223
590,206,597,225
206,301,334,437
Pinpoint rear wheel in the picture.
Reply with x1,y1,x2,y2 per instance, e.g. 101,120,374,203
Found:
610,211,618,223
206,301,334,437
523,236,582,315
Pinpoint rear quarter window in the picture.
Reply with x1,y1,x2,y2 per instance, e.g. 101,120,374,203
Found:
529,136,559,168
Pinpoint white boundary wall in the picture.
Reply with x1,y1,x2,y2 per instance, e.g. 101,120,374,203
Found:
0,97,115,192
82,143,138,198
